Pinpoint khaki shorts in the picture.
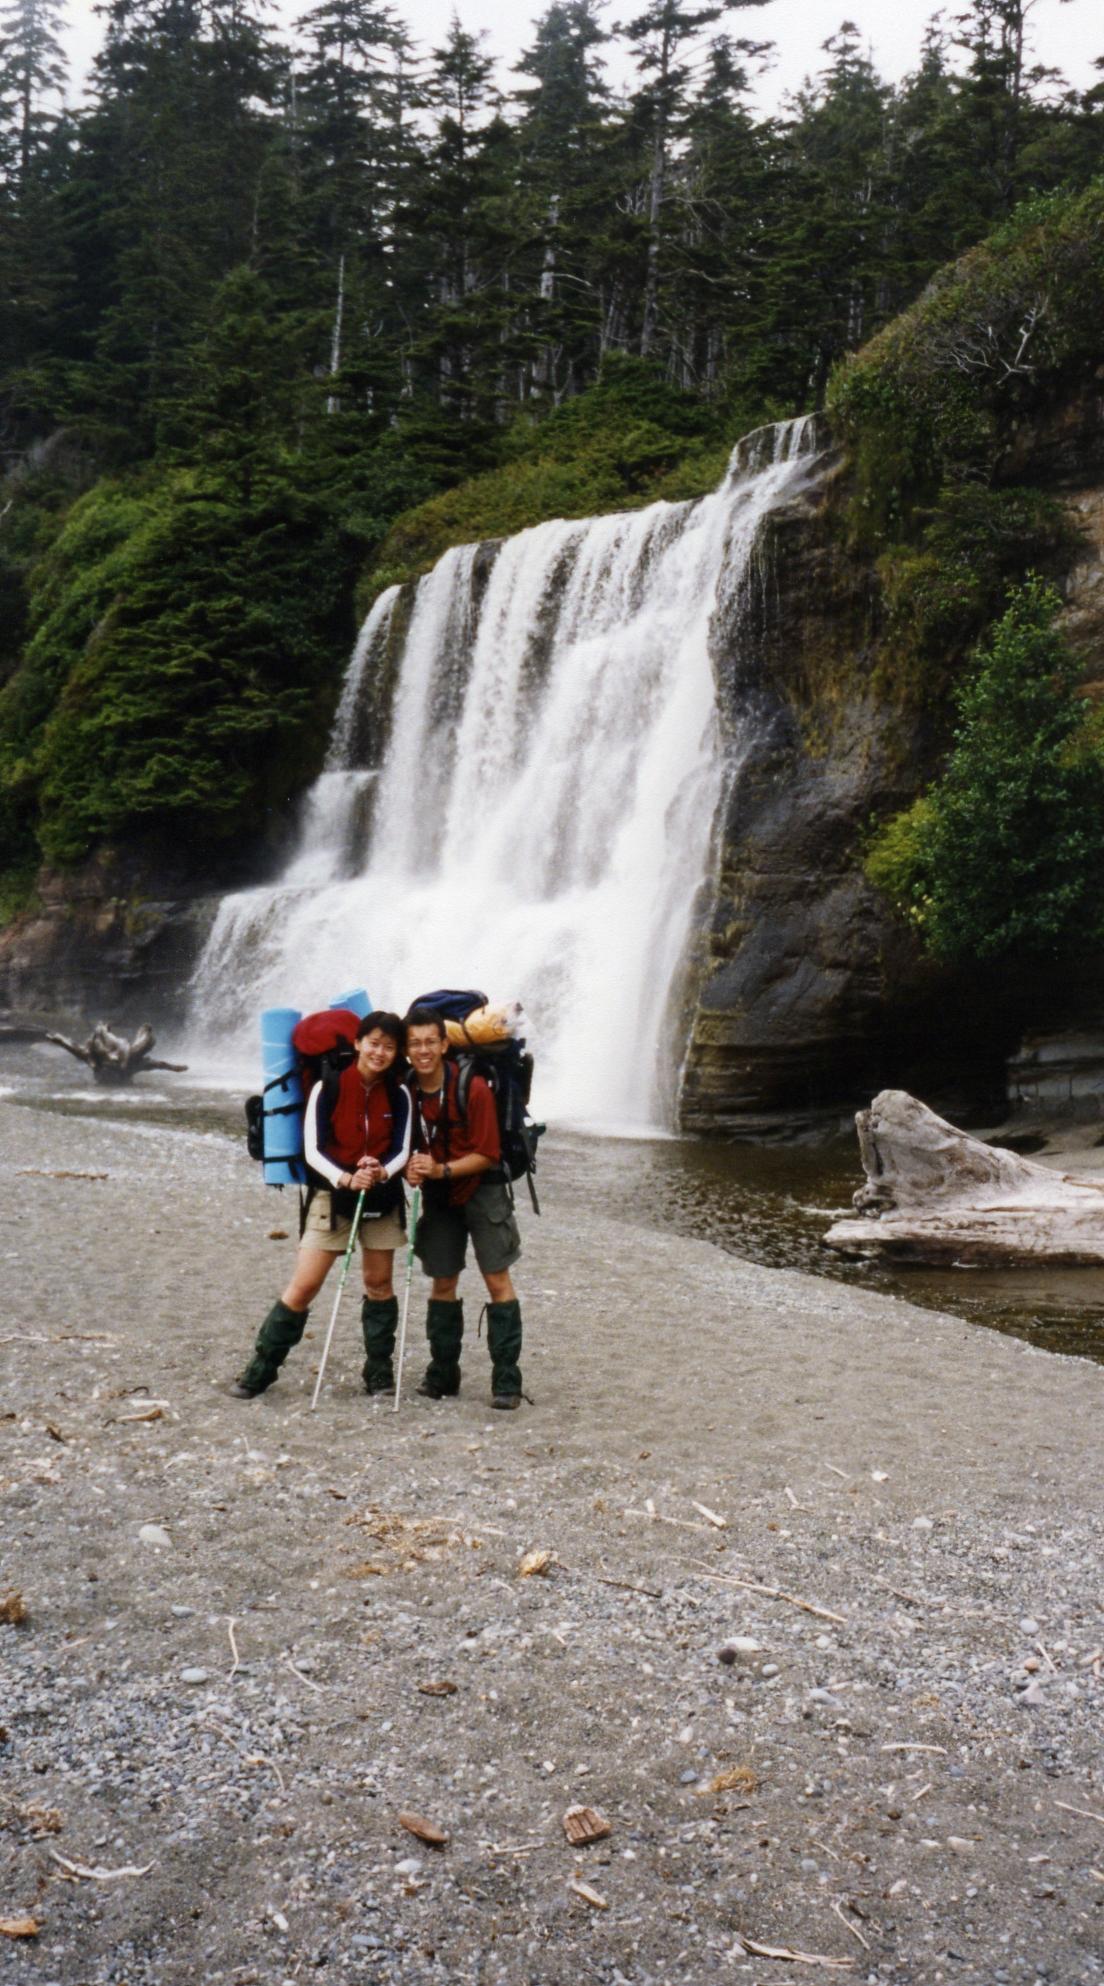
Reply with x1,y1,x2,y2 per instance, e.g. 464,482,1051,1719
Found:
414,1176,522,1280
302,1189,406,1255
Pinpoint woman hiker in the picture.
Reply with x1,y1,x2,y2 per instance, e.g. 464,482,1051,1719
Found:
231,1010,413,1398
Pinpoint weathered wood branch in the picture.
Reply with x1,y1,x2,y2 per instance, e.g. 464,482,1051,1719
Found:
823,1089,1104,1267
40,1021,187,1086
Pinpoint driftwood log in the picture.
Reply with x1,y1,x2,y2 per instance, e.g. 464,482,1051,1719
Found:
823,1088,1104,1267
42,1022,187,1087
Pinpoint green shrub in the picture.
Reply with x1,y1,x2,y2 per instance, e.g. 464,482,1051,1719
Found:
34,479,349,864
865,579,1104,962
829,181,1104,533
877,483,1074,696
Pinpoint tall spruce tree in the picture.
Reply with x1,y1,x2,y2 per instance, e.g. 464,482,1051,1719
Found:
0,0,69,434
622,0,771,357
0,0,65,180
69,0,283,454
511,0,610,399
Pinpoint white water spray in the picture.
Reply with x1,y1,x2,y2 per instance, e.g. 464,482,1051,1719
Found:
189,418,823,1128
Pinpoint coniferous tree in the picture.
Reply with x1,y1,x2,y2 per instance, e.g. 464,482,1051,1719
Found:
0,0,70,440
511,0,610,399
622,0,771,357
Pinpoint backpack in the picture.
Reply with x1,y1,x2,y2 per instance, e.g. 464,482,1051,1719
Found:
411,987,489,1025
456,1040,544,1214
409,988,544,1213
245,1007,361,1180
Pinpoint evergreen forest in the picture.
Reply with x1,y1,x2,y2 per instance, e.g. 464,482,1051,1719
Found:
1,0,1103,911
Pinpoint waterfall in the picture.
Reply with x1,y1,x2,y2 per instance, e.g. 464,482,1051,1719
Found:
188,417,824,1130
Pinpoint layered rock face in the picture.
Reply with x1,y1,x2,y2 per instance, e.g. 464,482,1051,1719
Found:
0,850,222,1027
679,391,1104,1133
679,458,929,1131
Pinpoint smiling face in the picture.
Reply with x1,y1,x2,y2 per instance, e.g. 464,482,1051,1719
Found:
356,1026,399,1083
406,1019,447,1089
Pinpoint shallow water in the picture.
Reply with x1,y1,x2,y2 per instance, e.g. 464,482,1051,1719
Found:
7,1044,1104,1368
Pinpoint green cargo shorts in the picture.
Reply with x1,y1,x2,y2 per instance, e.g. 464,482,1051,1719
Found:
414,1175,522,1280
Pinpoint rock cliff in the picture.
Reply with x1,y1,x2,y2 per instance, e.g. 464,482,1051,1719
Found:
678,386,1104,1133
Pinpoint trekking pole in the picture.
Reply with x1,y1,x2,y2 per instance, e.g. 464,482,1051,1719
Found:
393,1186,421,1414
309,1191,366,1412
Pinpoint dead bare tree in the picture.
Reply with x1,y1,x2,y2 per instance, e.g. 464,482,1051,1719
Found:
41,1022,187,1086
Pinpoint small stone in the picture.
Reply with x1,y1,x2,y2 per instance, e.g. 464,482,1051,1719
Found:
718,1637,761,1663
912,1516,934,1532
394,1857,422,1876
180,1667,209,1685
760,1663,780,1679
139,1524,172,1549
170,1605,193,1618
1020,1617,1040,1636
679,1768,699,1785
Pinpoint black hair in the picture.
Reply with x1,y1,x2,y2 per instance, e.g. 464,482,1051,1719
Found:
356,1009,404,1047
403,1003,447,1039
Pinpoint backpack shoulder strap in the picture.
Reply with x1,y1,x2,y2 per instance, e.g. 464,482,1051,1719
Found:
454,1053,475,1121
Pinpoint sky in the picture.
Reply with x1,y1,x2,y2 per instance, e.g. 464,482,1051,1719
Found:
63,0,1102,111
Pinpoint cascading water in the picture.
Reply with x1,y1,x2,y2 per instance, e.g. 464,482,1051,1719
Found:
188,417,824,1129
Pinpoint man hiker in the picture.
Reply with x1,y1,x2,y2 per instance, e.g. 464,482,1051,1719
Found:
403,1004,525,1409
232,1011,412,1398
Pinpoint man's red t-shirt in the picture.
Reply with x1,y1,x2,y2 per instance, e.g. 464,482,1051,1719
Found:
413,1065,500,1206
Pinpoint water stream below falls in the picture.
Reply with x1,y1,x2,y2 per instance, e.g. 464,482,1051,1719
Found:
188,417,825,1127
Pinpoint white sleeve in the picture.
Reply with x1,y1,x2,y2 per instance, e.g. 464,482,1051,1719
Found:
380,1086,413,1181
303,1080,344,1189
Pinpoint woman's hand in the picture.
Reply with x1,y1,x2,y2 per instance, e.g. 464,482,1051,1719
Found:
406,1153,435,1185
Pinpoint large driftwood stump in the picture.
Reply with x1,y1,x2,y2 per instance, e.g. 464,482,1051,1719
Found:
823,1089,1104,1267
43,1022,187,1087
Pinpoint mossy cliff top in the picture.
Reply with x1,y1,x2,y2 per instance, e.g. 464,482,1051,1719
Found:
358,359,738,614
829,179,1104,536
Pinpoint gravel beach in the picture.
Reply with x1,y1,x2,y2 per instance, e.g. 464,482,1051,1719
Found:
2,1093,1103,1986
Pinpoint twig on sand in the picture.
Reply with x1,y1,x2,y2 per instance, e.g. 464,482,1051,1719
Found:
248,1753,287,1794
625,1506,717,1536
49,1850,153,1882
200,1717,286,1794
227,1618,242,1681
282,1655,326,1693
557,1558,662,1601
1055,1800,1104,1827
881,1743,947,1756
690,1561,847,1625
483,1838,549,1857
738,1934,853,1968
691,1500,727,1529
832,1901,871,1951
870,1574,925,1607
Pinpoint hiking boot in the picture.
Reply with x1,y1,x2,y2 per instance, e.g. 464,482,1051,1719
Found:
486,1298,523,1404
418,1298,463,1398
232,1299,309,1397
361,1295,398,1395
416,1373,461,1399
